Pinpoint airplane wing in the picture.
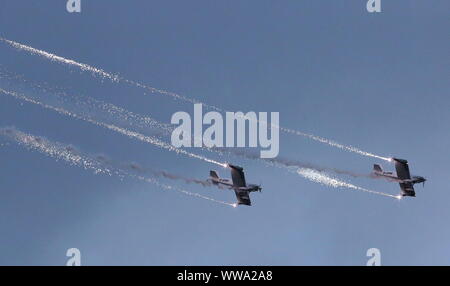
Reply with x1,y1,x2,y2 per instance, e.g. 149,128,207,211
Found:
230,165,247,188
399,182,416,197
394,159,411,180
229,165,251,205
234,190,252,206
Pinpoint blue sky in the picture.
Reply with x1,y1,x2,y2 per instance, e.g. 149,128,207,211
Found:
0,1,449,265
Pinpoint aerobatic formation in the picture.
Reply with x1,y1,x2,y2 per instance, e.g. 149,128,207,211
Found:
0,37,427,207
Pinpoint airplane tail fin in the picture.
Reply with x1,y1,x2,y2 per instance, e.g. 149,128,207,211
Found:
210,170,219,185
373,164,383,173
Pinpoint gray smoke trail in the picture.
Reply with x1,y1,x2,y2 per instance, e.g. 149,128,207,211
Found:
0,37,389,161
0,87,227,168
0,127,235,207
213,148,375,179
93,154,213,188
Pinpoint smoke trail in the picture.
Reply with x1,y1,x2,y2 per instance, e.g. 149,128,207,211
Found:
0,87,394,202
210,147,397,199
0,38,120,82
0,88,227,168
0,127,234,207
0,68,174,137
278,127,391,162
0,37,218,111
0,37,389,161
5,71,380,175
94,155,213,188
218,148,374,179
0,127,118,176
296,168,400,199
0,77,391,200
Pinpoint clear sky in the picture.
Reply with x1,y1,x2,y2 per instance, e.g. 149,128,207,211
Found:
0,1,449,265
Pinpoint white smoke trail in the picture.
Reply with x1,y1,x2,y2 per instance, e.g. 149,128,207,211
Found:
0,37,389,161
0,68,174,136
0,88,227,168
0,38,120,82
0,37,218,110
278,127,391,162
296,168,400,200
0,128,117,176
95,99,173,135
0,128,234,207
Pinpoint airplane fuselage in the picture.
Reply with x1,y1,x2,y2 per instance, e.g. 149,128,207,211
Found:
209,177,261,192
374,172,426,185
373,171,399,182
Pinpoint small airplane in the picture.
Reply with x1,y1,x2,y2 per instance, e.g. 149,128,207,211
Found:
209,164,261,206
373,158,426,197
